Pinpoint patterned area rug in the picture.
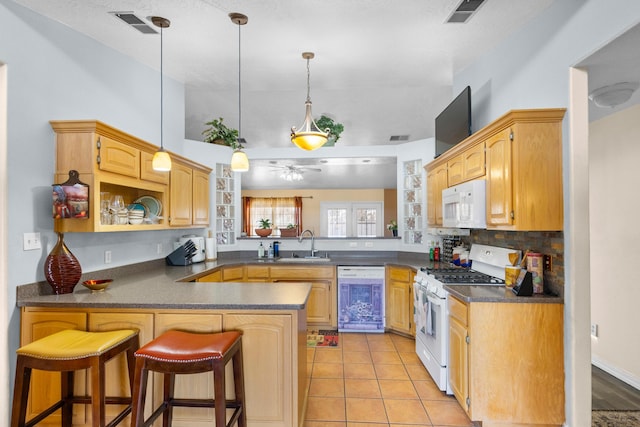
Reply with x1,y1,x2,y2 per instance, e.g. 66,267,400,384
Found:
592,410,640,426
306,330,339,347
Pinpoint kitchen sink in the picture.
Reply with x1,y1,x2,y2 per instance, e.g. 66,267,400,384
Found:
276,257,331,263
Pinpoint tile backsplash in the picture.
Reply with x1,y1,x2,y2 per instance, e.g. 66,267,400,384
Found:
468,230,564,297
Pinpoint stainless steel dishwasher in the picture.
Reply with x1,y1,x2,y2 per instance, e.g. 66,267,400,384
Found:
337,266,385,333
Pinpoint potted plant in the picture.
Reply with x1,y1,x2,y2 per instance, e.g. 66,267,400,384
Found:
279,223,298,237
202,117,240,148
255,218,272,237
315,115,344,147
387,219,398,237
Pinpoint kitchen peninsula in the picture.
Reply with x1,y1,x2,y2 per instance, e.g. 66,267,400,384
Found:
17,263,311,427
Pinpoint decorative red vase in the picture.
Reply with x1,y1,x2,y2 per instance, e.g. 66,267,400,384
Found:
44,232,82,294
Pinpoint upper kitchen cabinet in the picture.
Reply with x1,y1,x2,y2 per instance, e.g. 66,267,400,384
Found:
50,120,210,232
168,160,211,227
425,108,565,231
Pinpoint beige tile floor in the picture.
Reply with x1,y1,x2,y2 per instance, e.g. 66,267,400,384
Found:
305,332,474,427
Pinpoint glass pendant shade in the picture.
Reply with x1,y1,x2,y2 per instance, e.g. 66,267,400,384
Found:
231,149,249,172
291,52,329,151
152,149,172,171
291,100,329,150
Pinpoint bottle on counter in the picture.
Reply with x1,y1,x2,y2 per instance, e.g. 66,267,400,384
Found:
268,244,274,258
434,242,440,262
258,242,265,258
429,241,435,262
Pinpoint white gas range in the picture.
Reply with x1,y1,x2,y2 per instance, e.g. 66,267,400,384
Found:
413,244,519,394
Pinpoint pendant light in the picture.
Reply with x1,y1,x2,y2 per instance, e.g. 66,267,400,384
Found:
151,16,172,172
229,13,249,172
291,52,329,151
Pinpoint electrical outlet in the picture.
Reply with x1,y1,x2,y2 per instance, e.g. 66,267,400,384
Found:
156,243,163,254
591,323,598,337
544,255,552,271
365,242,373,248
23,232,42,251
104,250,112,264
349,242,358,248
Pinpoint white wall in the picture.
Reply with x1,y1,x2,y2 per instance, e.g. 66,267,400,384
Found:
453,1,640,425
0,1,194,406
589,104,640,389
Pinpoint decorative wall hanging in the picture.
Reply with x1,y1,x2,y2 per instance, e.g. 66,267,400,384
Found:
52,170,89,219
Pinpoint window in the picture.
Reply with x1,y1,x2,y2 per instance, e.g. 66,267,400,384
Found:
242,197,302,236
321,202,383,237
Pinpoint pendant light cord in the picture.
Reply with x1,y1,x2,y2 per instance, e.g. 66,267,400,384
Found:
306,57,311,103
160,24,164,150
238,21,242,144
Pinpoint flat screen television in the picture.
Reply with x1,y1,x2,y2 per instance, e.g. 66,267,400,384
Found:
434,86,471,158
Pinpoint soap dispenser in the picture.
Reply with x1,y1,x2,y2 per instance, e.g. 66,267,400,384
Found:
258,242,265,258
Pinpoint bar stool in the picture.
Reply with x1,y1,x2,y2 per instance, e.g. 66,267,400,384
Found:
11,328,140,427
130,330,246,427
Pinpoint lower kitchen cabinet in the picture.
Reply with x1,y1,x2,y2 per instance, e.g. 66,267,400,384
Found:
385,266,415,336
448,296,565,426
20,311,87,426
20,306,306,427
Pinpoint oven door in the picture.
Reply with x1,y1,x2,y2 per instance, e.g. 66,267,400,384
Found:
415,289,447,365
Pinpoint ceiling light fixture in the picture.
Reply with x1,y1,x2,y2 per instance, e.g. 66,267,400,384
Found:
229,13,249,172
280,169,304,182
589,82,639,108
291,52,329,151
151,16,172,172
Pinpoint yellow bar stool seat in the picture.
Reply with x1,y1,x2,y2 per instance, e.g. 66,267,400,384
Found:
11,328,140,427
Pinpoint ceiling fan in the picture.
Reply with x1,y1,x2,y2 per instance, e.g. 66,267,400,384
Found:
269,164,321,181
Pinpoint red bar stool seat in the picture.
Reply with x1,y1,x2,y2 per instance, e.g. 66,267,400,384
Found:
11,328,140,427
130,330,246,427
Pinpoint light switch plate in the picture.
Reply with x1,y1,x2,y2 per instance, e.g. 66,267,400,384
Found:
23,232,42,251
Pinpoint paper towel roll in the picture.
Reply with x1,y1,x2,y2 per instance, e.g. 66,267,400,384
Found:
205,237,217,260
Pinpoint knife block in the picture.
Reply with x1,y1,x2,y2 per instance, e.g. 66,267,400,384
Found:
166,245,193,266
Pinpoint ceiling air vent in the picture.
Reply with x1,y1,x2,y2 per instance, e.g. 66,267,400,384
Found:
110,12,157,34
446,0,486,24
389,135,410,142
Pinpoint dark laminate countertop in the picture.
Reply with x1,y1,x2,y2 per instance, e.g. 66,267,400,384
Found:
445,284,563,304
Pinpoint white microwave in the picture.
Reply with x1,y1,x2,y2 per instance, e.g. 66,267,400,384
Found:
442,179,486,229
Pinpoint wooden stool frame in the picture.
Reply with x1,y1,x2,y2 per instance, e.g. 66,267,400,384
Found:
130,333,246,427
11,331,140,427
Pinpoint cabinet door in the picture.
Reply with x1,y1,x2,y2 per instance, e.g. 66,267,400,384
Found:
20,311,87,426
246,265,270,282
449,315,469,415
154,313,223,426
169,162,193,226
222,265,245,281
427,164,448,226
485,128,513,227
89,312,154,425
462,142,485,181
192,169,210,225
224,314,294,427
386,279,411,334
447,155,464,186
306,280,332,325
140,151,170,185
98,136,140,178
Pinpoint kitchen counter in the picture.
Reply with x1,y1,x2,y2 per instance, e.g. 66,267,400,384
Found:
444,284,563,303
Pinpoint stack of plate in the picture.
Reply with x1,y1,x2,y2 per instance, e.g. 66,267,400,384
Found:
134,196,163,224
127,203,146,225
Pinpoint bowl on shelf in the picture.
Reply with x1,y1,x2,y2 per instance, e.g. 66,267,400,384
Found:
82,279,113,292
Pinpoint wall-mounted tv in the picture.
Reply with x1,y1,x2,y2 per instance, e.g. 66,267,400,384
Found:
434,86,471,158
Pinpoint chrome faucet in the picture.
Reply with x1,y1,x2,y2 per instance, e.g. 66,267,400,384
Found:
298,229,317,258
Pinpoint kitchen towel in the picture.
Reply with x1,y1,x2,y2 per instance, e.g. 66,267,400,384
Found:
205,237,217,260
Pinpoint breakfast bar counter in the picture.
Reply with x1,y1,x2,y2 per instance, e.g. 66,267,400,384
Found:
17,267,311,427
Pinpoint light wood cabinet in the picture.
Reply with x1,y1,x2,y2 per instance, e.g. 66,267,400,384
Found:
50,120,210,233
88,312,154,426
425,109,565,231
426,164,447,226
385,266,415,336
21,306,306,427
485,113,564,230
448,296,564,425
222,265,245,282
154,313,223,426
196,270,222,282
20,311,87,426
169,162,194,226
